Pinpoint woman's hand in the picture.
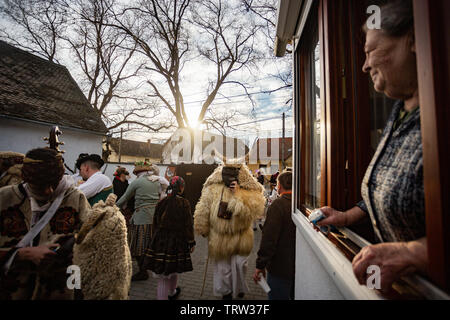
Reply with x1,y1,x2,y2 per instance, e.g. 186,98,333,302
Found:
316,206,347,227
352,241,422,294
316,206,367,227
17,244,59,266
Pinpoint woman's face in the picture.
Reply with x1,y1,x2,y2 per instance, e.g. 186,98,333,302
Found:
362,29,417,100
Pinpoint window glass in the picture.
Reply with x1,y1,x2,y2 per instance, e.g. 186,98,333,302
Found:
368,78,395,153
304,32,321,209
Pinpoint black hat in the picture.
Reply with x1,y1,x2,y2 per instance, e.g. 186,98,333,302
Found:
76,153,104,169
75,153,89,169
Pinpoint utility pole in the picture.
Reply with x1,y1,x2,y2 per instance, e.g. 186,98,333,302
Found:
282,112,285,170
118,127,123,163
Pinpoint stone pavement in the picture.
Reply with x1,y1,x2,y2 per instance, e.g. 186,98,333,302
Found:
129,227,268,300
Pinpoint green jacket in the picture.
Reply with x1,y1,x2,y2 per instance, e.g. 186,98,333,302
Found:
88,186,113,207
116,175,160,225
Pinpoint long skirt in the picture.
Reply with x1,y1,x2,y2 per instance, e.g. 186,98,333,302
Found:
143,230,193,276
128,222,152,258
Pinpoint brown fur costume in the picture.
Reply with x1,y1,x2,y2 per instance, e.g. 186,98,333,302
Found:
0,164,23,187
73,194,132,300
194,164,265,260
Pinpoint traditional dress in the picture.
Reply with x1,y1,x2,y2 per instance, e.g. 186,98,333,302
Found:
0,176,90,300
77,171,113,206
73,194,132,300
0,164,22,188
116,172,160,258
0,151,24,188
113,176,134,226
143,194,195,275
194,164,265,298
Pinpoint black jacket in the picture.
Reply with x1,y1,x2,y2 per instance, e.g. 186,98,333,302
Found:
256,193,295,280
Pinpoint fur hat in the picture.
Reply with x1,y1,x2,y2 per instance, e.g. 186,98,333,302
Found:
133,161,154,175
0,151,25,159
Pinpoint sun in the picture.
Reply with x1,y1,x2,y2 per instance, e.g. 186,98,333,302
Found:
189,119,200,128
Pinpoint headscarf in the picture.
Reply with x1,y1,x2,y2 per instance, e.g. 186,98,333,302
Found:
114,166,129,180
166,176,185,197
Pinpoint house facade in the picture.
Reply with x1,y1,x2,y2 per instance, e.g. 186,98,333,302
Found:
0,40,107,171
103,137,163,164
247,137,293,174
276,0,450,299
162,128,249,165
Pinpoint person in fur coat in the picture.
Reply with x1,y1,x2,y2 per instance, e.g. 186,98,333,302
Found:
194,163,265,299
73,193,132,300
0,151,24,188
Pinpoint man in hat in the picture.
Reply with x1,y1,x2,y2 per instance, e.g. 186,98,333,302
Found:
77,154,113,206
71,153,88,186
0,148,90,299
0,151,24,188
194,164,265,299
116,161,164,281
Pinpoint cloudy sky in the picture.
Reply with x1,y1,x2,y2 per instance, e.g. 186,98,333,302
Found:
0,0,293,149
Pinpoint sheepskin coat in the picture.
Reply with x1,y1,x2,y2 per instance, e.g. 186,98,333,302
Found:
0,184,90,300
73,194,132,300
194,164,265,261
0,164,22,188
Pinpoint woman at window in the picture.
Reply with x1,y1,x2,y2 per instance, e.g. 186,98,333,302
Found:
317,0,427,294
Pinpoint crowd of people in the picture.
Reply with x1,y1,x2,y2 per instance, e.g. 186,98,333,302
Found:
0,147,295,300
0,0,431,301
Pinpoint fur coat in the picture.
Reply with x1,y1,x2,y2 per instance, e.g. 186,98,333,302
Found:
0,164,22,188
194,164,265,261
0,184,90,300
73,194,132,300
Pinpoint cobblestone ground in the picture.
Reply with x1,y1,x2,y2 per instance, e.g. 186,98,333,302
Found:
129,227,268,300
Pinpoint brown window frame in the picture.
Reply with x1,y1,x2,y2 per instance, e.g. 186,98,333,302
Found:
293,0,450,294
413,0,450,292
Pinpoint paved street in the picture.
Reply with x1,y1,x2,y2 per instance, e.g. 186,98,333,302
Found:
129,227,268,300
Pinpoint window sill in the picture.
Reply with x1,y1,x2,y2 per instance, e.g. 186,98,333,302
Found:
292,210,383,299
292,209,450,300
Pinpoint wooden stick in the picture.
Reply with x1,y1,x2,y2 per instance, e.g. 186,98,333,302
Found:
200,253,209,297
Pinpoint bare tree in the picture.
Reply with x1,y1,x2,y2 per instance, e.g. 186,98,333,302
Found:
0,0,67,62
240,0,292,106
65,0,172,133
203,107,244,136
191,0,261,123
102,0,192,128
241,0,277,45
103,0,261,129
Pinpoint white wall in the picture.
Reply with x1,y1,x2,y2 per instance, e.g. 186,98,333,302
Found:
295,227,344,299
293,212,382,300
0,118,103,174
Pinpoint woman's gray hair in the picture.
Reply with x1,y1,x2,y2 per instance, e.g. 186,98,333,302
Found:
364,0,414,37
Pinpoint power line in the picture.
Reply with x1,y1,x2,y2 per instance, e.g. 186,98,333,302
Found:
181,90,291,106
231,114,293,127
